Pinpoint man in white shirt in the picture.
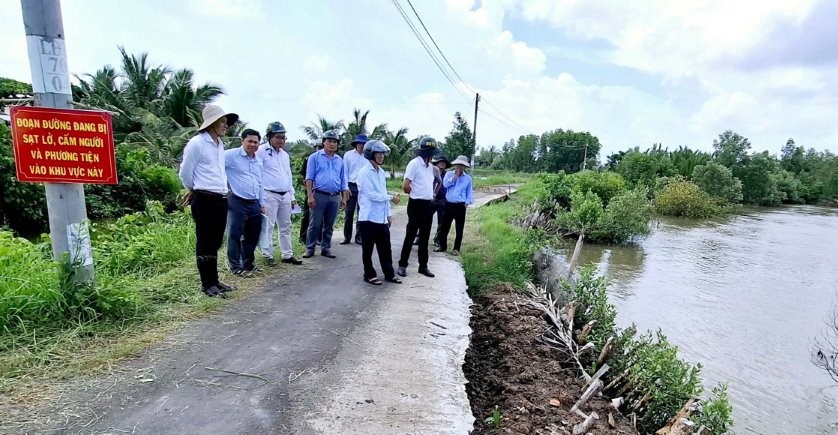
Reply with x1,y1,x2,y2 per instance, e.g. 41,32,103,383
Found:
178,105,238,298
258,121,303,266
341,134,368,245
397,136,440,278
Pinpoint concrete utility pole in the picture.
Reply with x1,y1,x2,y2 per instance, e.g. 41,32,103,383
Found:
471,92,479,168
582,140,588,171
21,0,93,283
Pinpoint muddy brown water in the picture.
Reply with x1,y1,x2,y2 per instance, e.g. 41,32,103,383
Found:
552,205,838,435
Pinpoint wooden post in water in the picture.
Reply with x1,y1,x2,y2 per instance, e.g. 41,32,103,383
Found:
567,232,585,280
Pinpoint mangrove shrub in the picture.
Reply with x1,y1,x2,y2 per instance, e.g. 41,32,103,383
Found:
654,180,723,219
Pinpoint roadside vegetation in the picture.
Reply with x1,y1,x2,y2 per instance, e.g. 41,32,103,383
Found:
462,178,733,434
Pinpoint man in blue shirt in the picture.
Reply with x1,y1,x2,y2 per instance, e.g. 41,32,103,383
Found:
303,130,349,258
225,128,264,276
341,134,368,245
178,105,238,298
435,155,473,256
357,140,402,285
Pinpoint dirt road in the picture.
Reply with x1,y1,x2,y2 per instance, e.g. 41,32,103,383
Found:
16,191,506,435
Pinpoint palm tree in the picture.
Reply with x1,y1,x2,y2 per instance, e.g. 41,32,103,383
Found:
160,68,224,128
301,115,346,141
118,46,171,110
75,66,142,138
381,127,412,178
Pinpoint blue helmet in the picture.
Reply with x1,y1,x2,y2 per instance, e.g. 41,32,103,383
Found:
322,130,340,144
351,134,369,146
363,140,391,160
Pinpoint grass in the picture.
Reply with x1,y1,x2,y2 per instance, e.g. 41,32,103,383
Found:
0,202,312,408
460,180,541,295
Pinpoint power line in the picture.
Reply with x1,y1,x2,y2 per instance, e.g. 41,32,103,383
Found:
478,107,528,133
391,0,472,103
402,0,530,133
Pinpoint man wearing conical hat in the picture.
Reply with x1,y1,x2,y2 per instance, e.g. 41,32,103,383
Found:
179,105,239,298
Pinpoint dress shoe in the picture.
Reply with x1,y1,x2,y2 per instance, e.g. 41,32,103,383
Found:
302,250,315,258
217,282,235,293
397,266,407,277
282,257,303,265
202,285,226,298
321,251,336,259
418,267,435,278
339,239,351,245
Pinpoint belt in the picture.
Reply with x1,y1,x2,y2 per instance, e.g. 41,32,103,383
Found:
314,189,341,196
194,189,227,199
231,194,258,204
266,189,288,195
348,182,358,186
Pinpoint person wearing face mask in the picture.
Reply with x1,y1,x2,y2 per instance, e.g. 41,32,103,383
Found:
179,105,238,298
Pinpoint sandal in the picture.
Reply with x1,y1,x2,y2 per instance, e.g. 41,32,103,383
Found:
433,247,445,253
386,277,403,284
364,276,383,286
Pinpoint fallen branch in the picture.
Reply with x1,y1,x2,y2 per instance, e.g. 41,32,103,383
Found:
572,411,599,435
581,363,609,392
571,379,603,415
204,367,268,383
288,369,308,384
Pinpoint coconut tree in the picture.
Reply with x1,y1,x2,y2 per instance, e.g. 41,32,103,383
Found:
301,115,346,141
160,68,224,128
117,46,170,110
381,127,412,178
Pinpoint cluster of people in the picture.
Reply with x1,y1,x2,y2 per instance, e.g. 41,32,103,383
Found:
178,105,474,297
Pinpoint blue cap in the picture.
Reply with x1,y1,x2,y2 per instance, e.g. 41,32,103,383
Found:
351,134,368,146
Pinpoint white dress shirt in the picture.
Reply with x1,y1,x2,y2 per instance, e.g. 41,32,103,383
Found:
343,149,366,184
179,131,228,194
403,156,434,200
256,143,295,196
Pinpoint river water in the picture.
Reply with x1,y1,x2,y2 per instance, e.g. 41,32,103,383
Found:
562,205,838,435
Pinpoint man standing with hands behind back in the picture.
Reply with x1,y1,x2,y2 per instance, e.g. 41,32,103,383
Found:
178,105,238,298
258,121,303,266
303,130,349,259
341,134,368,245
224,128,264,277
397,136,439,278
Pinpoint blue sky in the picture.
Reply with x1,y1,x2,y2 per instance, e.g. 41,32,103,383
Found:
1,0,836,157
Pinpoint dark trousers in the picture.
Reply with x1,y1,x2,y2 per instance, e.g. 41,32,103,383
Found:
307,191,340,252
227,195,262,272
399,198,433,268
359,220,396,280
344,182,360,242
191,191,228,289
433,199,446,245
438,202,467,252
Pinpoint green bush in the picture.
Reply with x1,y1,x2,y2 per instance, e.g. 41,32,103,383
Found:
692,162,743,204
568,268,732,434
694,384,734,434
591,188,652,244
86,146,181,219
0,124,48,236
654,181,723,218
568,170,627,206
